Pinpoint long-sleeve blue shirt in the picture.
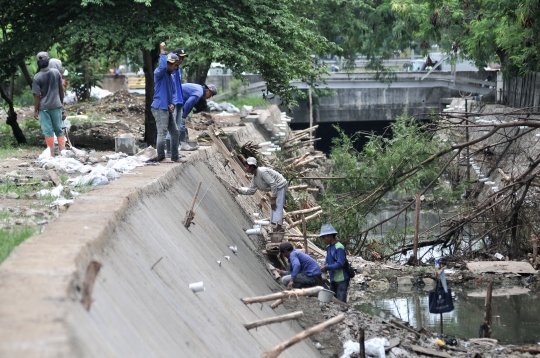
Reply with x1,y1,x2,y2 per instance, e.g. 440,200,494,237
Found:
181,83,205,118
324,242,349,282
285,250,322,279
173,68,184,105
151,54,177,110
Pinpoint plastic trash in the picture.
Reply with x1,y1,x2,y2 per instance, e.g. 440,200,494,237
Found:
494,253,504,260
340,338,389,358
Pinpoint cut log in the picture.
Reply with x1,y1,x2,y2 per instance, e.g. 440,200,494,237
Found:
241,286,324,305
261,314,345,358
244,311,303,330
267,263,281,281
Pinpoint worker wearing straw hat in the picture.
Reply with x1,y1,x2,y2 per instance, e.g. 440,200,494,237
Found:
235,157,288,232
319,224,350,302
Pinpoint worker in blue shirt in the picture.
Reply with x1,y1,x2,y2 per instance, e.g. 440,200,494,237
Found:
165,82,218,156
319,224,350,302
150,42,182,163
276,241,322,289
165,48,192,155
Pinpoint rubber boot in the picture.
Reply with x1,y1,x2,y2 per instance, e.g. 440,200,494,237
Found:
57,136,66,152
165,139,171,158
180,141,197,151
45,137,55,157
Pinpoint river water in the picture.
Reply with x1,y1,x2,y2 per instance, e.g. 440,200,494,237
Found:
355,285,540,344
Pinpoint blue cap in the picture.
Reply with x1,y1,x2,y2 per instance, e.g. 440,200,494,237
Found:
166,53,179,63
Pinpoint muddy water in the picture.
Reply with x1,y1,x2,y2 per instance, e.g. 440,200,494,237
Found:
354,285,540,344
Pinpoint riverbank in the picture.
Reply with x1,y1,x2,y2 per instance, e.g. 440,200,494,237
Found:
0,99,538,357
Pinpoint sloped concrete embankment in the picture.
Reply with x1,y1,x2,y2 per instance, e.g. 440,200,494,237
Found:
0,147,320,357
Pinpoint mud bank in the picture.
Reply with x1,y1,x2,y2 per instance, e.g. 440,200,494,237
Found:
0,145,320,357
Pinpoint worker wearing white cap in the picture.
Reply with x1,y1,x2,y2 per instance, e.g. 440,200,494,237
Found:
235,157,288,232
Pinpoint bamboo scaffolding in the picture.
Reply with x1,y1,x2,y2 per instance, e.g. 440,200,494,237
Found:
244,311,303,331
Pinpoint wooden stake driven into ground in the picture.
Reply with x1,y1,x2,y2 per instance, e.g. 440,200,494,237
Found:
481,279,493,338
359,328,366,358
244,311,303,330
183,182,202,228
532,234,538,269
412,191,420,264
241,286,324,305
261,314,345,358
302,214,308,255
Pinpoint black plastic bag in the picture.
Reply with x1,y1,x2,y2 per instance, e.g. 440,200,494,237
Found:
428,284,454,314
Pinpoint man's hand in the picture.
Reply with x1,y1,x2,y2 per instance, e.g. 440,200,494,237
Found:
320,265,327,273
168,104,174,112
287,280,294,290
33,109,39,120
160,42,166,54
271,197,277,210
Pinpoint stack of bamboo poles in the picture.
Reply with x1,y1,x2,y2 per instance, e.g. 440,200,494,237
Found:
208,126,325,261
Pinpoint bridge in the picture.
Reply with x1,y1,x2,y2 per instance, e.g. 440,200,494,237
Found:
213,71,497,123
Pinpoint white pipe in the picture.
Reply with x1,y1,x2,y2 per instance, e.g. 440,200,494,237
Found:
258,141,272,147
246,228,262,235
254,220,271,226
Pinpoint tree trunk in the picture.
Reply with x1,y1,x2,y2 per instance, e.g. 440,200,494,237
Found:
0,85,27,144
189,59,212,85
143,48,157,145
19,60,33,89
84,60,90,100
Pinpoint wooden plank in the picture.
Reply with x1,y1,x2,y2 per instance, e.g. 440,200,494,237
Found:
385,337,400,351
466,261,536,274
410,345,452,358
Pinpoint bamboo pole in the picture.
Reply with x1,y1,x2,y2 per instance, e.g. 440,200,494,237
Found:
183,182,202,228
261,314,345,358
532,234,538,269
482,279,493,338
267,263,281,281
291,125,319,138
241,286,324,305
415,296,423,331
288,210,323,230
302,214,308,255
244,311,304,331
286,206,322,217
309,87,313,146
288,184,308,191
270,299,284,309
412,191,421,264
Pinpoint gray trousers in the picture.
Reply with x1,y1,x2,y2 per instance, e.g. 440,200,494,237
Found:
151,107,179,161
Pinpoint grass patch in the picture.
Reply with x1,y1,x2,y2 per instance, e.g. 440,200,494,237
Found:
0,226,38,263
227,96,269,108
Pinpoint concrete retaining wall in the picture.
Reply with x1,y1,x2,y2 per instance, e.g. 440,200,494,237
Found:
0,145,320,357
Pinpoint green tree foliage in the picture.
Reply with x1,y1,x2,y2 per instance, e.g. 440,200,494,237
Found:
318,115,446,255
